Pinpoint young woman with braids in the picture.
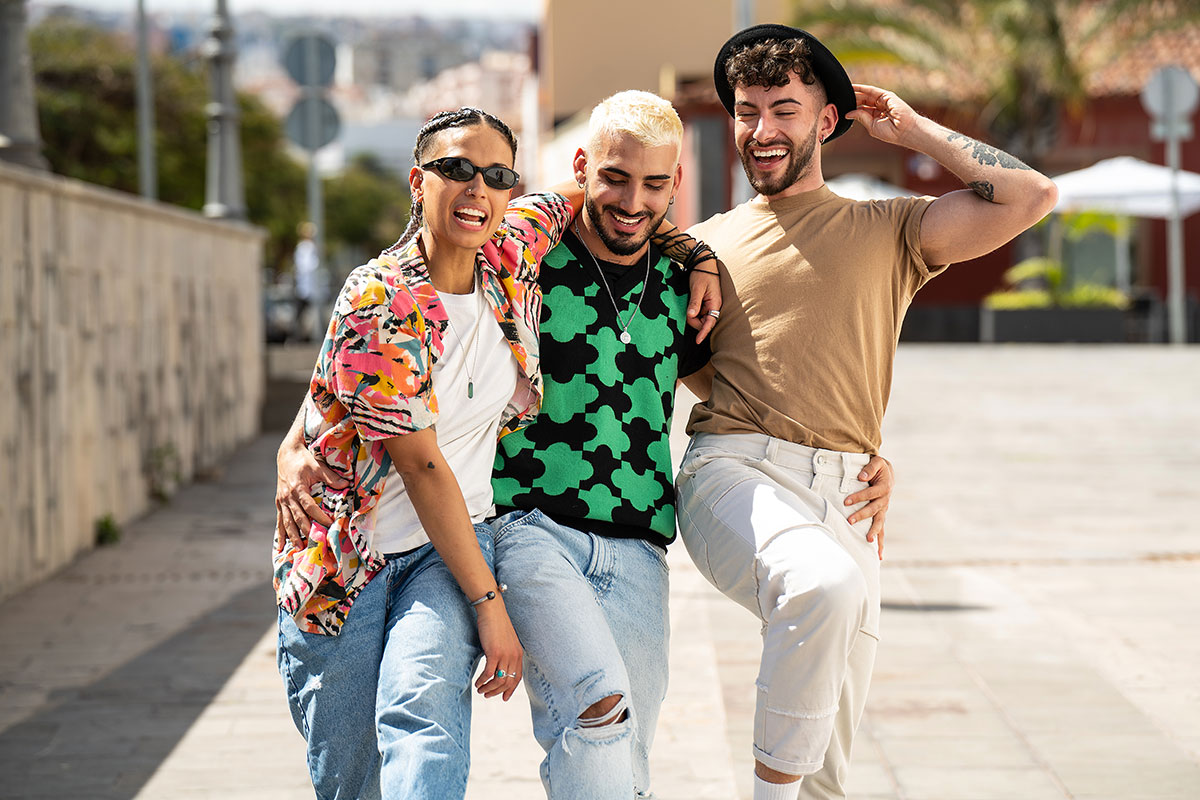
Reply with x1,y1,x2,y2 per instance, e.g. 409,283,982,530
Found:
272,107,721,799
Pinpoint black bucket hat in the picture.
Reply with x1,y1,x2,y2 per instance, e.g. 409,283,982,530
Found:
714,23,856,143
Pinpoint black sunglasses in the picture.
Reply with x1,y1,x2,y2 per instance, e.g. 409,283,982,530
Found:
421,157,520,190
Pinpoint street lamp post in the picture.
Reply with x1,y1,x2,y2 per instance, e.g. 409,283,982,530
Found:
136,0,157,200
730,0,755,206
202,0,244,220
0,0,48,170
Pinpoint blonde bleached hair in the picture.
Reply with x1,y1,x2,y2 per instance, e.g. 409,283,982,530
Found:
586,90,683,155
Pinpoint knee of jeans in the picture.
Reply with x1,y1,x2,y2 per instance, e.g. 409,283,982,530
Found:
579,693,628,726
568,693,631,743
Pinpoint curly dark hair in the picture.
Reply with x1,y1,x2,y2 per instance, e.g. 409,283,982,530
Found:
723,38,825,103
390,107,518,251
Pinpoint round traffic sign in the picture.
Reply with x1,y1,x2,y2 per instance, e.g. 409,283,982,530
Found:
285,96,340,150
1141,65,1199,119
283,33,336,89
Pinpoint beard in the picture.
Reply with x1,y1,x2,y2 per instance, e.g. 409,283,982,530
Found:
584,193,668,257
737,115,821,197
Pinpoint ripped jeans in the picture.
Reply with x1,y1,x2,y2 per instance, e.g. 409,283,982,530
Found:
490,509,670,800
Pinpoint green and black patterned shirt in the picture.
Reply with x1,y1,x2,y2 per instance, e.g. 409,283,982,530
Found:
492,228,710,545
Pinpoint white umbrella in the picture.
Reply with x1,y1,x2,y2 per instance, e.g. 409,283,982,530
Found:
825,172,913,201
1053,156,1200,218
1052,156,1200,295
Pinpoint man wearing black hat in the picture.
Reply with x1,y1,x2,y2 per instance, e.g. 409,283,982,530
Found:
674,23,1058,800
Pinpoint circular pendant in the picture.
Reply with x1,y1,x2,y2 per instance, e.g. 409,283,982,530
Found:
619,330,632,345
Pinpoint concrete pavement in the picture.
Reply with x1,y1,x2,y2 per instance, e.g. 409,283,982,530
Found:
2,345,1199,799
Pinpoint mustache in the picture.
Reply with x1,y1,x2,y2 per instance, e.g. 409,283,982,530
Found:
746,137,792,150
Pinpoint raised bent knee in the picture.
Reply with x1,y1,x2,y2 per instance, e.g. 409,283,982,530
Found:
777,561,867,630
819,565,868,618
578,693,627,728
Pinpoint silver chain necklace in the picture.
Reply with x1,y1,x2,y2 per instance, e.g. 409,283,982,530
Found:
573,221,653,346
440,276,485,399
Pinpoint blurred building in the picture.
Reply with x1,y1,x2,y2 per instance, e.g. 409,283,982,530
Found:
351,24,472,91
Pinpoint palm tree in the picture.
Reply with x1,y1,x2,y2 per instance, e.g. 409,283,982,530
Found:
794,0,1199,168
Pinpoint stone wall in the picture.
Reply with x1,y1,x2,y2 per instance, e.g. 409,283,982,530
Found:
0,163,266,599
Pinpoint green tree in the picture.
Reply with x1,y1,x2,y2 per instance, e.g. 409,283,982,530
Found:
323,153,411,267
794,0,1199,167
30,15,308,272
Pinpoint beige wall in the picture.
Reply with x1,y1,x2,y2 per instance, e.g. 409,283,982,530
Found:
542,0,786,124
0,164,266,600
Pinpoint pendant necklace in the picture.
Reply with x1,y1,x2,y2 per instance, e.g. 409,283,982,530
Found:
574,221,653,346
441,275,485,399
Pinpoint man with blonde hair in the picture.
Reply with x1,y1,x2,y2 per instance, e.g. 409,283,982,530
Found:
484,89,715,799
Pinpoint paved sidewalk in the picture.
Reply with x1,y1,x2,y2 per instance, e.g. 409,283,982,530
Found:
3,345,1199,799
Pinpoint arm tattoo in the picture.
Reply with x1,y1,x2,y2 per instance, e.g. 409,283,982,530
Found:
968,181,995,202
946,132,1031,170
426,461,435,470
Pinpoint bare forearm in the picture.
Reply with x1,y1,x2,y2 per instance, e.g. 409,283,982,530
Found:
904,117,1048,206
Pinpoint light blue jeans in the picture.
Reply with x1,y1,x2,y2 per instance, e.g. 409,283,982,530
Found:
490,509,670,800
277,526,492,800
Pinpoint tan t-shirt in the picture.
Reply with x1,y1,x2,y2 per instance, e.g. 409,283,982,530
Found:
687,185,944,453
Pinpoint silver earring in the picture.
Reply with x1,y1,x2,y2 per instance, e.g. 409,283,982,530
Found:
669,196,675,205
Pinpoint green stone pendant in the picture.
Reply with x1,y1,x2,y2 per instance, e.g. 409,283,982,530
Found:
468,381,475,399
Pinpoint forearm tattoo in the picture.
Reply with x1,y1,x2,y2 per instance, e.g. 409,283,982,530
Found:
946,132,1031,171
947,132,1029,201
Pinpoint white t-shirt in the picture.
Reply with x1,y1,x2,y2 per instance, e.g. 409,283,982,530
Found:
294,239,319,300
372,280,519,554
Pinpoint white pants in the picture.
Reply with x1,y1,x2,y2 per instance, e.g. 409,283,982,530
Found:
675,433,880,797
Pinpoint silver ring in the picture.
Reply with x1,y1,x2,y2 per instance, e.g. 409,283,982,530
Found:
495,669,506,679
707,310,721,319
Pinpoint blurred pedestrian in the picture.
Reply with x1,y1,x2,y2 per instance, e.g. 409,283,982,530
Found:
292,221,320,341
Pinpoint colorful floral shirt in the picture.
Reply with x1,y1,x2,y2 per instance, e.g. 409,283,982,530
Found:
273,192,572,635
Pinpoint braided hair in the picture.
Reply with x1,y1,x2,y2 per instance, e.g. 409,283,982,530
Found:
389,107,518,253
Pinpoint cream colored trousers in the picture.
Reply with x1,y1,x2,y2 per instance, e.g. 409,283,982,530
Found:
675,432,880,798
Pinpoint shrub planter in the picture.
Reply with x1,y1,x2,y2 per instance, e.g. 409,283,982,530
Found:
980,308,1128,343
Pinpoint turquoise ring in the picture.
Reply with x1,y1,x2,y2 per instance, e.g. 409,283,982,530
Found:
495,669,507,679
